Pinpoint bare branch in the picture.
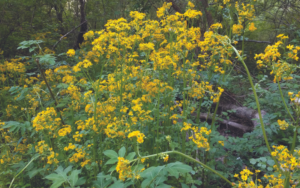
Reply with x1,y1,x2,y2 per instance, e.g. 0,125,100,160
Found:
52,20,87,50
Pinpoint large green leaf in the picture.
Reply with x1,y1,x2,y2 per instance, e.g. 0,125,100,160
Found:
69,169,81,187
103,150,118,159
118,147,126,157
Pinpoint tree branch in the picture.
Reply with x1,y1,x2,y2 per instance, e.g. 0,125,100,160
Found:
52,20,87,50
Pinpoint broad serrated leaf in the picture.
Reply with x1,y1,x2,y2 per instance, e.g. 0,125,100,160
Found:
27,168,44,179
125,152,136,160
166,162,192,174
105,158,118,165
181,183,189,188
155,176,167,185
75,177,86,186
39,54,56,65
56,103,67,108
141,178,153,188
44,173,65,182
93,172,113,188
49,180,66,188
156,183,172,188
108,165,116,172
103,150,118,159
69,169,81,187
167,168,179,179
140,166,165,178
118,147,126,157
108,181,124,188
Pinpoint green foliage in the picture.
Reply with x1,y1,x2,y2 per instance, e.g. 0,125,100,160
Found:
44,166,85,188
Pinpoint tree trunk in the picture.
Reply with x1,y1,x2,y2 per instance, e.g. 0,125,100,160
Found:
74,0,88,50
198,0,213,29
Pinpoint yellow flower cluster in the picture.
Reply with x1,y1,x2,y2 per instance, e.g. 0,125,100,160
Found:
235,2,255,24
210,23,223,30
232,24,243,35
156,2,172,18
288,91,300,105
271,145,300,172
64,143,76,151
255,34,297,82
66,49,75,57
32,107,61,135
83,30,94,41
139,42,155,51
181,122,211,151
248,22,257,32
277,120,289,130
34,140,59,164
233,168,262,188
116,157,132,181
73,59,93,72
58,125,72,136
69,147,86,163
128,130,146,143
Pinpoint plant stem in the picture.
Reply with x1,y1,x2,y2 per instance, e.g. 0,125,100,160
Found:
290,118,299,154
36,59,65,125
277,81,295,122
9,154,40,188
230,44,279,168
132,150,232,186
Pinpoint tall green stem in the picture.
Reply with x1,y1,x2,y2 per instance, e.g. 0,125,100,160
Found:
277,80,298,154
230,44,279,168
131,150,232,186
277,81,295,122
290,118,299,154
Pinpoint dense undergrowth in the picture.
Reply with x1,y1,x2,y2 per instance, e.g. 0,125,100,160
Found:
1,1,300,188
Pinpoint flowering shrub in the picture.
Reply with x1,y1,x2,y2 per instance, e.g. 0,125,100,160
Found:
0,1,300,188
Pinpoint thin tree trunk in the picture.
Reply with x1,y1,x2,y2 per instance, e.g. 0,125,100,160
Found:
74,0,88,50
198,0,213,28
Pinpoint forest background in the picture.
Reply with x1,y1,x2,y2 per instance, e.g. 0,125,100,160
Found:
1,0,300,187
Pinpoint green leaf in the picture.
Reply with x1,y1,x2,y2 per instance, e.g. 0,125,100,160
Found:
156,183,172,188
167,168,179,179
118,147,126,157
38,54,56,65
45,173,64,181
93,172,113,188
63,165,73,174
57,83,69,89
44,174,65,188
181,183,189,188
141,178,153,188
267,160,275,166
103,150,118,159
75,177,86,186
27,168,44,179
249,159,256,165
166,162,192,174
69,169,81,187
49,180,66,188
267,167,273,171
260,157,267,162
140,166,165,178
108,165,116,172
184,87,191,91
108,181,124,188
126,152,136,160
105,158,118,165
